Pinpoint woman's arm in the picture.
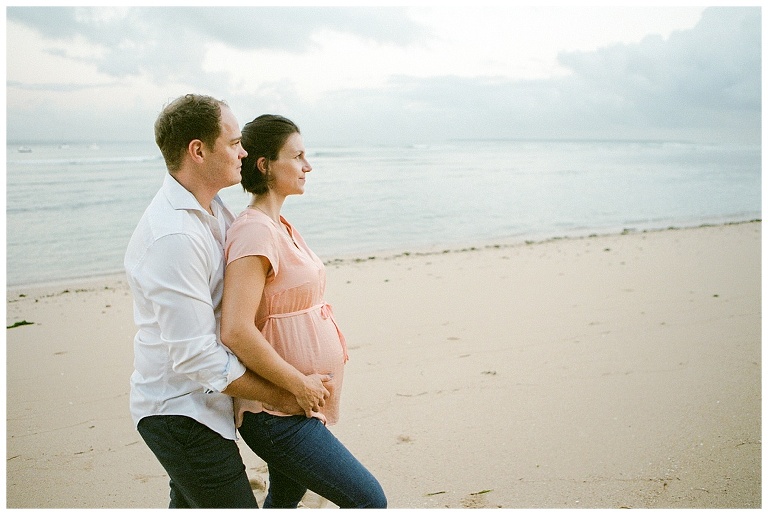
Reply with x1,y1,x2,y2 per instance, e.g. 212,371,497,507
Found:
220,254,329,417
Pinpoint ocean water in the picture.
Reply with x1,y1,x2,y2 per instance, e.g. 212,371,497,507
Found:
6,139,761,287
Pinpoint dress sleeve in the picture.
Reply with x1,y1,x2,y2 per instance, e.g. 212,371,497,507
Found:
225,217,280,275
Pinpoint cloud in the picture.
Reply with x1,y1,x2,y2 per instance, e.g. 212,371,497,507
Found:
7,6,427,82
5,6,759,145
292,6,760,145
557,7,760,119
6,79,119,92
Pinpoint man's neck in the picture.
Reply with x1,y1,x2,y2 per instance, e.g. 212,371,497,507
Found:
172,170,218,215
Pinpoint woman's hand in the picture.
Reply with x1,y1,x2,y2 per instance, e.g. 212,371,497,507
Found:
294,373,332,417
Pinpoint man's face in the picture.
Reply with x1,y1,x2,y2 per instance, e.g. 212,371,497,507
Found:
204,106,247,189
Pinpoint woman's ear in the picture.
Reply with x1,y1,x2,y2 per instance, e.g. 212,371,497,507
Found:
257,157,268,174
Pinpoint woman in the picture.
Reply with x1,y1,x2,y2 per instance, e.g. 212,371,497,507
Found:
220,114,387,509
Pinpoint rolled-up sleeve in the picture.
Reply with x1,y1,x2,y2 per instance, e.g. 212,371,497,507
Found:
138,232,246,392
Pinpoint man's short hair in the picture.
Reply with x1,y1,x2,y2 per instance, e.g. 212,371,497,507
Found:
154,94,227,173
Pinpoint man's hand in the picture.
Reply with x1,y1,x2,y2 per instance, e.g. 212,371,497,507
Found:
224,371,332,418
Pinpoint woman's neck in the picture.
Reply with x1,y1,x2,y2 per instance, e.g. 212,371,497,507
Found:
249,194,285,223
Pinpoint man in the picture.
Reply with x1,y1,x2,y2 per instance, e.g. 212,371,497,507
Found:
125,94,324,508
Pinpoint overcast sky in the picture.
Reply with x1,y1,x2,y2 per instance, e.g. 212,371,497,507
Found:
5,5,762,146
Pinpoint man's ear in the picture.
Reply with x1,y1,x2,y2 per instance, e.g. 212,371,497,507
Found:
188,139,205,164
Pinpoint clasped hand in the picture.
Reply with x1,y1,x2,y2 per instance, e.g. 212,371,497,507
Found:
295,373,331,418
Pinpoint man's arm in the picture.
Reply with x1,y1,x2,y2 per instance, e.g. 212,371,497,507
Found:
222,369,302,415
138,233,305,413
136,233,258,395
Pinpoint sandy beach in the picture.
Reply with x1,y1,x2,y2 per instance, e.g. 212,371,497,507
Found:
6,221,761,509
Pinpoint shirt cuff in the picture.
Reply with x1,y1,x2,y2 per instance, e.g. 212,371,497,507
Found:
204,351,247,394
224,351,247,386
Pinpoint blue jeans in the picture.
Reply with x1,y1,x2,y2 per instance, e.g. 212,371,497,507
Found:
137,415,259,508
238,411,387,508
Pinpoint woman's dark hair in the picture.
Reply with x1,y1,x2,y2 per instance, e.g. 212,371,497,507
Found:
240,114,300,195
154,94,226,173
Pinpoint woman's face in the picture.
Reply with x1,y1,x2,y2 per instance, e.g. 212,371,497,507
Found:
267,132,312,197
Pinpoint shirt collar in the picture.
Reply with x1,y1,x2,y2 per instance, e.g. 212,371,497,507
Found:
162,172,226,214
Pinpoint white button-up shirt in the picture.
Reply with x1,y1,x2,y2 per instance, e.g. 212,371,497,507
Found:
125,173,247,440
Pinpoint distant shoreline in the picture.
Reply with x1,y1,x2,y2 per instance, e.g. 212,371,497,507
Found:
7,218,760,296
7,137,763,147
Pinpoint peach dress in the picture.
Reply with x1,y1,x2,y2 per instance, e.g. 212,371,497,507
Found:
225,208,348,427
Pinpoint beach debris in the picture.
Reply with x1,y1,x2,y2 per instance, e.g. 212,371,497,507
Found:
426,491,446,496
7,320,33,329
396,391,428,397
248,476,266,491
481,370,497,375
461,489,493,508
397,434,413,443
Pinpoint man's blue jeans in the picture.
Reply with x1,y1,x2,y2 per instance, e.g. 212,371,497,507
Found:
137,415,259,508
238,411,387,508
